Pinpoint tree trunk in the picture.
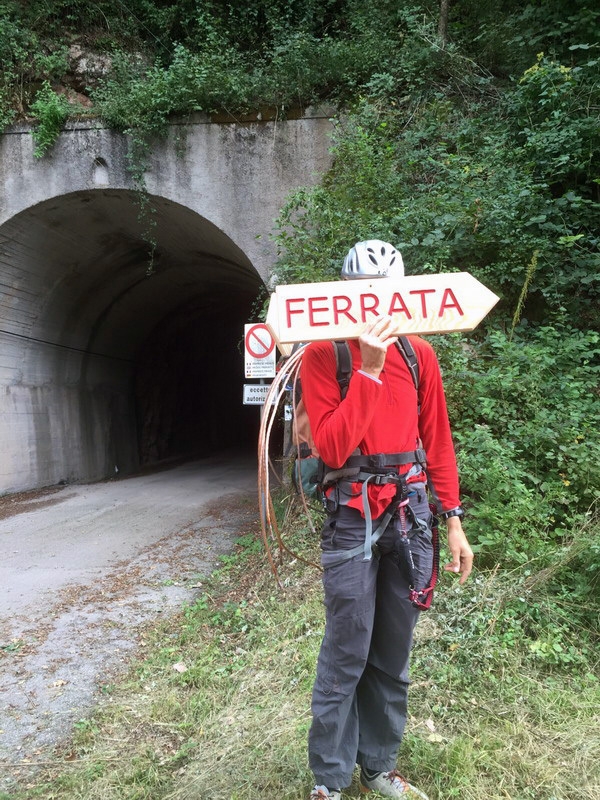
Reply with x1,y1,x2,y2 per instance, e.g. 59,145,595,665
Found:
438,0,449,48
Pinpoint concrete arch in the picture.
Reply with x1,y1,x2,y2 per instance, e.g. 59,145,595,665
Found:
0,113,334,281
0,189,264,493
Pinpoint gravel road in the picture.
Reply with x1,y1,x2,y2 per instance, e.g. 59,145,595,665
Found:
0,454,258,791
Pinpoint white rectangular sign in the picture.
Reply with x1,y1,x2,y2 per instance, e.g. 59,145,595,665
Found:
266,273,499,345
243,384,270,405
244,323,277,378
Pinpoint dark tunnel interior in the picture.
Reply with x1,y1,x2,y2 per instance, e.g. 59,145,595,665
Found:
135,291,261,465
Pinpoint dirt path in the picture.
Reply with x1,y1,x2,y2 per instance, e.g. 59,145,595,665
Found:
0,456,258,791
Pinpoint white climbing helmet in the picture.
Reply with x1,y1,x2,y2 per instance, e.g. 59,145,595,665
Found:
341,240,404,280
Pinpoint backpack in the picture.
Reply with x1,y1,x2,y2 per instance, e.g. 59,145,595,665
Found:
290,337,420,498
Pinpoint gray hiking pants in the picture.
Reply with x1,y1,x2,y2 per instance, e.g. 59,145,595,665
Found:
308,487,433,789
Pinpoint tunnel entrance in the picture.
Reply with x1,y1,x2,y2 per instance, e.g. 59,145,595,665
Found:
0,189,265,493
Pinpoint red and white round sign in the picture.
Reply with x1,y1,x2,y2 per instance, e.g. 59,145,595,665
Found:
245,323,275,359
244,323,276,379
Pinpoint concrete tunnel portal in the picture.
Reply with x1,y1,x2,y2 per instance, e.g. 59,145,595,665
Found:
0,189,265,494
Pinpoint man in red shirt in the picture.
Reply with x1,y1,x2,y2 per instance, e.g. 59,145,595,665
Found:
302,241,473,800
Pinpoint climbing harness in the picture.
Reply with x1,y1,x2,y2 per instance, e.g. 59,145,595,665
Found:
319,471,440,611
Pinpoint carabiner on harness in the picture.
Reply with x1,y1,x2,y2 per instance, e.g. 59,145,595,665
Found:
394,503,440,611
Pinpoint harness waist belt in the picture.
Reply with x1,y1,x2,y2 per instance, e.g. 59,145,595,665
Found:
344,449,427,469
320,450,427,490
352,471,405,485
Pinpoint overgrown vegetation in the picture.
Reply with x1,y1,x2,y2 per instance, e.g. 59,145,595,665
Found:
274,55,599,324
1,0,598,797
2,1,599,156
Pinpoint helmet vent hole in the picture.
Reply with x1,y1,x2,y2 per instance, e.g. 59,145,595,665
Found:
368,254,378,265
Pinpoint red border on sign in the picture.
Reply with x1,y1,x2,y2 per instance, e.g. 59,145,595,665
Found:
245,324,275,359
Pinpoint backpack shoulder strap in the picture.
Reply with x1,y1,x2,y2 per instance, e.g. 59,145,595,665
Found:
333,340,352,399
396,336,419,391
331,338,419,398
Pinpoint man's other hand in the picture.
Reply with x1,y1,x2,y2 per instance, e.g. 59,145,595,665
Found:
444,517,474,585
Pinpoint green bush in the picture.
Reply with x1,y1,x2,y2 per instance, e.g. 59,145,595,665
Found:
429,504,600,672
0,7,71,123
30,81,72,157
437,325,600,566
273,55,600,324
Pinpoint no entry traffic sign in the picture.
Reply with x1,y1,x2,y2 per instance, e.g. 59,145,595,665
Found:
244,323,276,378
245,323,275,358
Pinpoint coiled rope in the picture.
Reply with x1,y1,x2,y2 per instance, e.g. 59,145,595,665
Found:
257,344,321,586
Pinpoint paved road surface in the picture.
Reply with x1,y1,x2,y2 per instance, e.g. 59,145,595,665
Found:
0,454,258,790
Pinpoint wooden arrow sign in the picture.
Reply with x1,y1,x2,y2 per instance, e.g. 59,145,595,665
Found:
266,273,499,347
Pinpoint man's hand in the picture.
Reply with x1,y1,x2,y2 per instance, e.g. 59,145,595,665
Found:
358,315,399,379
444,517,474,585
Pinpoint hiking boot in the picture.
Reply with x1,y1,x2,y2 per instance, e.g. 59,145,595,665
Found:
359,769,429,799
309,785,341,800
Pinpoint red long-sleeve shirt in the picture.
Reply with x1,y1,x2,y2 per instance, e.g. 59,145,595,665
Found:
300,336,460,517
